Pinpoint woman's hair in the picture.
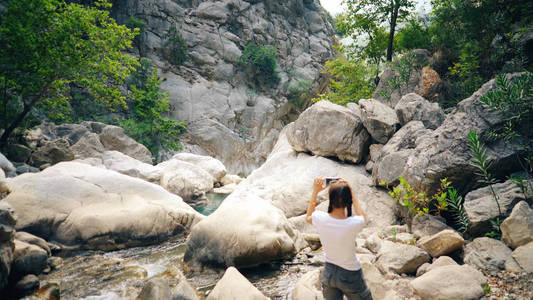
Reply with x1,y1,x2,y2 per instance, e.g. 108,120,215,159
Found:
328,181,353,216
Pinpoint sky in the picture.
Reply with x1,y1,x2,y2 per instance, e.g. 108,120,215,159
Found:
319,0,432,16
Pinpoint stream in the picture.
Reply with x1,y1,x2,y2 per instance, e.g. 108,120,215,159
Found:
31,193,323,299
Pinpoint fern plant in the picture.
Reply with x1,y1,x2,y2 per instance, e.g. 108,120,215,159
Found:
446,187,470,233
467,130,502,217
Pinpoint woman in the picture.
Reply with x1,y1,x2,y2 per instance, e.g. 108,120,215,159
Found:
306,177,373,300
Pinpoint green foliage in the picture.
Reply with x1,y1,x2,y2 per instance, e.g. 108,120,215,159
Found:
449,42,483,98
467,130,502,217
239,42,280,87
120,59,186,158
125,16,146,30
389,177,457,232
446,187,470,233
396,18,431,51
0,0,139,144
342,0,415,62
287,79,312,108
485,218,502,240
483,284,491,295
164,26,189,67
508,174,529,200
313,54,375,106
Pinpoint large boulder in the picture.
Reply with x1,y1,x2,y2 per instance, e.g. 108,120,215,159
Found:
184,194,306,269
463,237,512,271
372,121,431,186
286,100,370,163
464,179,533,236
510,241,533,272
410,265,487,300
25,122,153,165
228,125,396,225
0,202,16,292
359,99,400,144
102,151,161,183
292,269,323,300
376,240,430,274
400,75,527,196
394,93,445,129
206,267,268,300
3,162,202,250
501,201,533,249
172,153,227,182
417,229,464,258
156,159,214,203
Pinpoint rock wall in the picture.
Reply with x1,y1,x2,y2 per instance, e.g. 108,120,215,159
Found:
108,0,337,174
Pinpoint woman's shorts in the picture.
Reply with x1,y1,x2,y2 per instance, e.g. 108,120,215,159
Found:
320,262,373,300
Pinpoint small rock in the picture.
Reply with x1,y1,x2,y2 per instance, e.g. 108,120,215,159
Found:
501,201,533,249
137,278,172,300
463,237,512,271
511,241,533,272
417,229,464,257
411,215,452,238
376,240,430,274
207,267,268,300
411,264,487,300
416,256,458,277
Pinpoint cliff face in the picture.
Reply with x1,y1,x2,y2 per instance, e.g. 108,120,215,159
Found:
109,0,337,173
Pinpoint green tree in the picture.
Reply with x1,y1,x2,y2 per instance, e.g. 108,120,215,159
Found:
314,53,375,106
0,0,138,145
341,0,415,62
239,42,280,87
120,59,186,159
396,18,431,51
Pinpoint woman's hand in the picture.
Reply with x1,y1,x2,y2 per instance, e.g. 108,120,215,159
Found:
313,177,327,194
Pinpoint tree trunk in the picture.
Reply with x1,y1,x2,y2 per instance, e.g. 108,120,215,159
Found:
387,0,400,61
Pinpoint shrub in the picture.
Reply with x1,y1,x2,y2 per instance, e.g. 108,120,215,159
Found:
379,51,426,101
120,59,186,160
287,79,312,108
164,26,189,67
239,42,280,87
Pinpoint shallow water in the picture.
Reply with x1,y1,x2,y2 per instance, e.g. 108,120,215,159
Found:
34,192,321,299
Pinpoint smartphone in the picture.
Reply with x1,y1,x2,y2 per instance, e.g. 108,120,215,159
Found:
325,177,340,186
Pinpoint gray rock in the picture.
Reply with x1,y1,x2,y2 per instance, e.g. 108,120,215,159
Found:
400,75,527,196
416,256,458,277
368,144,383,162
47,256,63,270
206,267,269,300
0,202,16,291
12,239,48,277
29,138,75,167
14,232,51,256
70,132,106,159
286,101,370,163
501,201,533,249
0,153,16,174
464,179,533,236
157,159,214,203
138,278,172,300
417,229,464,258
411,264,487,300
376,240,430,274
103,151,161,183
411,214,453,238
359,99,400,144
510,241,533,272
98,125,152,164
5,144,32,163
4,161,203,250
372,121,431,186
463,237,512,271
394,93,445,129
172,153,227,182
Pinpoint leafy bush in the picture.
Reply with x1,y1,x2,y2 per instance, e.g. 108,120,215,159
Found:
388,176,452,232
164,26,189,67
120,59,186,159
396,18,431,51
379,51,426,101
239,42,280,87
314,55,375,106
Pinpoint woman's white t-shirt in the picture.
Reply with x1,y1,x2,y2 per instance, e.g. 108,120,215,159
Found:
312,210,365,271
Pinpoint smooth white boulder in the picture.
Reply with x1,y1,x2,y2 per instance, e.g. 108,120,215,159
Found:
4,162,203,250
206,267,268,300
173,153,227,182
